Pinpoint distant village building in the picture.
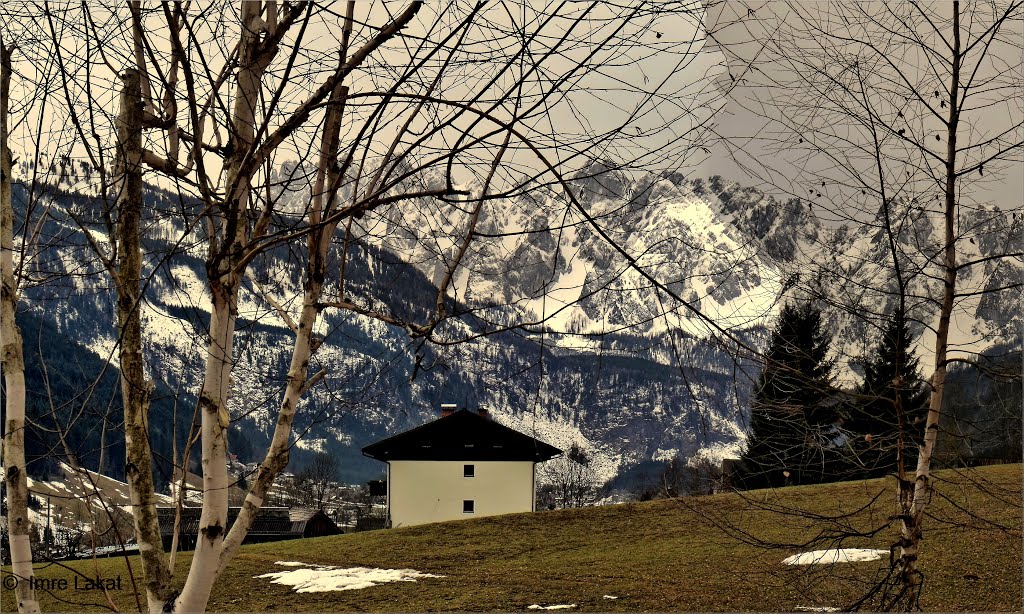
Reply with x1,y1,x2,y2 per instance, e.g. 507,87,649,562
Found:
157,506,339,550
362,406,562,528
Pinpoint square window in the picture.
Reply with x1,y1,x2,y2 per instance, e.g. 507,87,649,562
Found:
463,500,474,513
464,464,475,477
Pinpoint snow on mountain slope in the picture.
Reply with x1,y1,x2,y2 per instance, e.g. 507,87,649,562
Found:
801,199,1021,377
10,159,1018,487
1,462,173,541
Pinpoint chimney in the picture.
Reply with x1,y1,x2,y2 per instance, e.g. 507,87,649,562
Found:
440,403,457,417
477,407,489,419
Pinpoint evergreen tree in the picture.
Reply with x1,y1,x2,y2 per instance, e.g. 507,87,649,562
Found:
740,302,836,488
847,308,930,478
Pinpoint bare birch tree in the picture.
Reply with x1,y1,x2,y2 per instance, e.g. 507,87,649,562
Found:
113,67,173,613
0,18,71,608
18,2,727,612
1,36,41,614
706,0,1023,608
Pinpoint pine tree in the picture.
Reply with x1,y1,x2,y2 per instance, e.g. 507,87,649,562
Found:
847,308,930,478
740,302,836,488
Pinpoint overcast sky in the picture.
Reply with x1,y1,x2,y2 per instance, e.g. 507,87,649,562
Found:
697,0,1023,213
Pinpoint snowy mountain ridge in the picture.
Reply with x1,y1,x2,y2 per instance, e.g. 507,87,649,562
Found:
10,156,1018,487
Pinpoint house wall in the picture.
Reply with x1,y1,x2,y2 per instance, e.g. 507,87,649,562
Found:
387,460,535,527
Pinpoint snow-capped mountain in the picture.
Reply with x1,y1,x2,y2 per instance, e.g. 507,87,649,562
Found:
10,156,1019,489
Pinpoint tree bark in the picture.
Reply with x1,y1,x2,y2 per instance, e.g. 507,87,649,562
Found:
217,74,347,573
113,68,175,613
169,1,420,609
173,281,238,613
173,2,262,610
899,2,962,608
1,39,41,614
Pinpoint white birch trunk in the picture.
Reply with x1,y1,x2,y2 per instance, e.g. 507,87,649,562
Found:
173,3,262,610
113,68,174,613
1,40,41,614
218,74,348,575
898,3,962,607
216,288,318,571
172,2,420,609
173,283,238,613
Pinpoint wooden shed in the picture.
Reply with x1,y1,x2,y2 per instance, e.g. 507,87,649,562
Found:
288,508,341,538
157,507,300,551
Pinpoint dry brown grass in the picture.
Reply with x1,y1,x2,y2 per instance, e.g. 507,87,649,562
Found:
4,463,1020,612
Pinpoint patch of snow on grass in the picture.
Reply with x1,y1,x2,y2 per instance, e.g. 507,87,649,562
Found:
794,606,841,612
273,561,307,567
527,605,577,610
255,564,443,593
783,548,889,565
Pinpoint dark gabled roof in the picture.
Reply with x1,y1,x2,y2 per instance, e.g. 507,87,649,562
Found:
288,508,340,536
362,410,562,462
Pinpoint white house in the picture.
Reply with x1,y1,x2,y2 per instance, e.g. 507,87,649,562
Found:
361,406,562,528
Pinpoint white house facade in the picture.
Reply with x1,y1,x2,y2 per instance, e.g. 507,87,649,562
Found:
362,408,562,528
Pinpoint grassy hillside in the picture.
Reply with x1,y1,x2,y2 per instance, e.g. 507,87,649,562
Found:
4,464,1021,612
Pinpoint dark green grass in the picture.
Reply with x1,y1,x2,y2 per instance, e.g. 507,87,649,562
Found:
4,464,1021,612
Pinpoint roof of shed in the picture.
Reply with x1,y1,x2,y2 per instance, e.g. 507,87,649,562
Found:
288,508,340,534
362,410,562,462
156,506,295,536
288,508,319,523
